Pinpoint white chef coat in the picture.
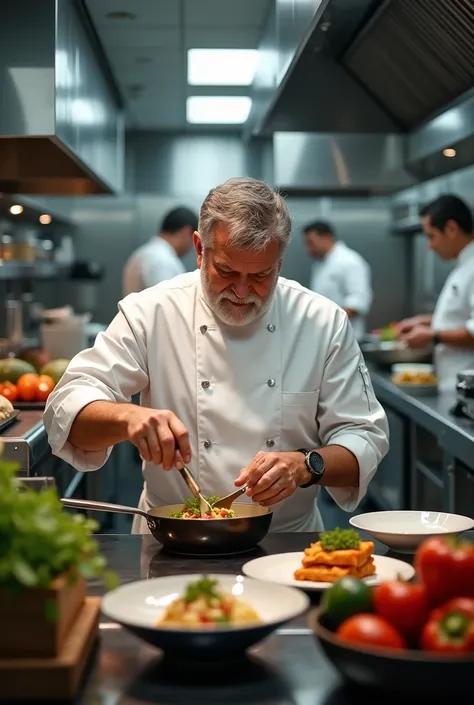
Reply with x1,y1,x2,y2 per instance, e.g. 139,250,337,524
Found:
122,236,185,296
310,242,372,341
44,270,389,534
431,239,474,392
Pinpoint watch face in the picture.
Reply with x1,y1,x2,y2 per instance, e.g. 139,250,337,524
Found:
308,451,324,475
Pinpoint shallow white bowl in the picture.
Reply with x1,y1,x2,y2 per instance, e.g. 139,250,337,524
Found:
101,573,309,659
350,510,474,553
392,363,434,374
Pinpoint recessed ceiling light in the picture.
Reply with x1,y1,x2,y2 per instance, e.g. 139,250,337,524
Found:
106,11,136,20
186,96,252,124
443,147,456,158
9,204,23,215
187,49,259,86
39,214,52,225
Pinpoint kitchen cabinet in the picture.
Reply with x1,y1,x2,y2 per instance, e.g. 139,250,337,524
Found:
368,406,408,510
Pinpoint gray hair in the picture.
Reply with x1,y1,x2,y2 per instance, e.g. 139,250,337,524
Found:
199,177,291,253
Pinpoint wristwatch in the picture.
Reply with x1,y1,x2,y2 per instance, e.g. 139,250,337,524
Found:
433,331,441,346
296,448,325,488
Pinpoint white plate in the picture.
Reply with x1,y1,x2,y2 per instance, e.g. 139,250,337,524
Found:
350,510,474,553
392,363,434,374
101,574,309,657
241,553,414,591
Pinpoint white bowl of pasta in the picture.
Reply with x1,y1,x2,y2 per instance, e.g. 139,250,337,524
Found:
101,573,309,659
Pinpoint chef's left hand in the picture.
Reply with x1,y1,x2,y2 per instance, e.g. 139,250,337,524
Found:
234,451,309,506
400,325,434,349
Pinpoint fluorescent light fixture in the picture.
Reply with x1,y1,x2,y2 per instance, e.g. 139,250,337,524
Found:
187,49,258,86
186,96,252,124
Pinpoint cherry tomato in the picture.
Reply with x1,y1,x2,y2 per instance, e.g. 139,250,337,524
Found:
373,581,428,642
35,374,55,402
415,536,474,607
0,381,19,403
336,613,406,650
16,373,39,402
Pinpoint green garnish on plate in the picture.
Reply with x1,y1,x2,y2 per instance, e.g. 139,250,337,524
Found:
320,527,361,551
183,575,222,604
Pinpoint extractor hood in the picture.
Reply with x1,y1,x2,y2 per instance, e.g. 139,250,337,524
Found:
248,0,474,137
0,0,124,195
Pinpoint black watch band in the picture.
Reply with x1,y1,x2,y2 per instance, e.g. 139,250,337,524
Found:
433,332,441,346
296,448,325,488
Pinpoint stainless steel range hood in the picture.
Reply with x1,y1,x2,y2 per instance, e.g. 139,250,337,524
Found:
0,0,124,195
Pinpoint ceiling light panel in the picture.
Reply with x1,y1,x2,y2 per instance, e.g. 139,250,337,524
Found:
186,96,252,124
187,49,258,86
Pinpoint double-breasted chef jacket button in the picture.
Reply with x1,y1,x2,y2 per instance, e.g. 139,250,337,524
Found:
267,378,276,388
201,380,211,389
200,325,208,334
266,438,275,447
203,439,212,449
267,324,276,332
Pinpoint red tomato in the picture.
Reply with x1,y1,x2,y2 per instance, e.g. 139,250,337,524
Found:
35,374,55,402
16,373,39,402
415,537,474,607
336,614,406,650
0,381,19,403
373,581,428,642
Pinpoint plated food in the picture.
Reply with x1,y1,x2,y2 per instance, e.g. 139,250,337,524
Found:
0,394,14,421
157,575,261,627
294,528,376,584
392,370,438,385
168,496,236,519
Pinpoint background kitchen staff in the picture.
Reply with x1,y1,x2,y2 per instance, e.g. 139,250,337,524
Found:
303,221,373,341
45,177,388,534
122,206,198,295
399,194,474,391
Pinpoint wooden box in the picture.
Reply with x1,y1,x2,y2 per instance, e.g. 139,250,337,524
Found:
0,573,86,658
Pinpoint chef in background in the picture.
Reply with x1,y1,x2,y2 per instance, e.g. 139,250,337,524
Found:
399,195,474,391
122,206,198,296
303,221,373,341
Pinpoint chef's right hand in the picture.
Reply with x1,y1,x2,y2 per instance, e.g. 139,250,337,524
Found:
398,316,420,335
124,406,191,470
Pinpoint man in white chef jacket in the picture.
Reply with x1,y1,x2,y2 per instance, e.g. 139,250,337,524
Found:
45,178,389,533
399,195,474,391
122,206,198,296
304,221,373,341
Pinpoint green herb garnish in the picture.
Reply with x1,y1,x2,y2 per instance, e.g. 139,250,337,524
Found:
0,447,118,596
320,527,361,551
170,496,220,518
183,575,221,604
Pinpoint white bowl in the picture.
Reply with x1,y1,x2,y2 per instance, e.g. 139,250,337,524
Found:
391,363,434,374
101,573,309,659
350,511,474,553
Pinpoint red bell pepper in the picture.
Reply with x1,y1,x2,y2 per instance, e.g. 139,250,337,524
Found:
415,536,474,607
421,597,474,653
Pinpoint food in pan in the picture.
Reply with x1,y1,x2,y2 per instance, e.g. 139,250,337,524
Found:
294,528,376,583
0,394,14,421
392,370,438,385
168,496,236,519
157,575,261,627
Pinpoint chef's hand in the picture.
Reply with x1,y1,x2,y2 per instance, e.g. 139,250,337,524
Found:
400,325,434,349
235,451,309,506
398,315,426,335
124,406,191,470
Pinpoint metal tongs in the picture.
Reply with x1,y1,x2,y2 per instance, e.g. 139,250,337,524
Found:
177,465,214,517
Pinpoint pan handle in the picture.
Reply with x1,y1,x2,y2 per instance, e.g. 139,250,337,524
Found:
61,497,149,519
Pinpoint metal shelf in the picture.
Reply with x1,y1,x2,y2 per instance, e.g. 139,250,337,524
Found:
0,262,71,280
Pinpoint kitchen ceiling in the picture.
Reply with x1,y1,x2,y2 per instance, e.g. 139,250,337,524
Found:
84,0,272,130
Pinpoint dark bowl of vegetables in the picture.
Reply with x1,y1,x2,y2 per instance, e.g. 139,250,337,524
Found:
310,535,474,698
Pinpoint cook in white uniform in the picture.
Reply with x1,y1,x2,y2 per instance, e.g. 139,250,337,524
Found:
122,206,198,296
304,221,373,341
45,178,389,533
399,195,474,392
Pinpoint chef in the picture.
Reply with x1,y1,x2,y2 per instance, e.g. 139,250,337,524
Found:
399,195,474,391
303,221,373,341
122,206,198,295
45,177,389,533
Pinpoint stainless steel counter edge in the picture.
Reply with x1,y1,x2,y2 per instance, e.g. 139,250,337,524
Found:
0,410,50,473
368,366,474,469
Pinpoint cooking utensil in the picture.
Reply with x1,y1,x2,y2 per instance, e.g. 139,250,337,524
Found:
361,340,432,367
61,498,273,556
176,465,213,517
211,483,249,510
101,574,309,660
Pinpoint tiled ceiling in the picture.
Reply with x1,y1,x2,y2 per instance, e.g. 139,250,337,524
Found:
85,0,272,130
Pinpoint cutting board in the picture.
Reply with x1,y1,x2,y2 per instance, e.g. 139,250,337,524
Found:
0,597,100,701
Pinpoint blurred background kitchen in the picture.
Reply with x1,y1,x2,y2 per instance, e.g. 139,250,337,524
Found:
2,0,474,531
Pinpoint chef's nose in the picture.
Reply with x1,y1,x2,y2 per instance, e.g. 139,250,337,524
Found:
233,276,249,299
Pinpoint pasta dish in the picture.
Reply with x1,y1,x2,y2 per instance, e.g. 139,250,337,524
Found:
168,496,236,519
157,576,261,627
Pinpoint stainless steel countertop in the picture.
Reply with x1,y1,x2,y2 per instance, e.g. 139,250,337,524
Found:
0,409,49,473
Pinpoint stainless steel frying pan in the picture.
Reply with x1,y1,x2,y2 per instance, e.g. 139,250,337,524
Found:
61,498,273,556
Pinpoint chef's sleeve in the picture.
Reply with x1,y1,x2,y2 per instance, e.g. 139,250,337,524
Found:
43,296,149,472
342,258,373,315
317,311,389,511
